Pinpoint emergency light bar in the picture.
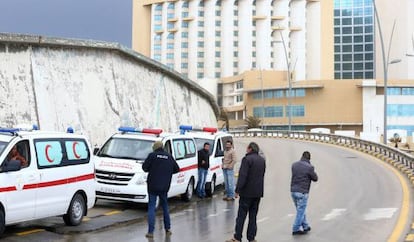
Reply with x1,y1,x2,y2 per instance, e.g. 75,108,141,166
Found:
0,124,39,134
118,126,163,135
179,125,218,134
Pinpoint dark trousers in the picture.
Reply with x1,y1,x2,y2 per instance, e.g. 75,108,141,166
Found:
234,196,261,241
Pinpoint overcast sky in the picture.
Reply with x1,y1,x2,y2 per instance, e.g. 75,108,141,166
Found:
0,0,132,47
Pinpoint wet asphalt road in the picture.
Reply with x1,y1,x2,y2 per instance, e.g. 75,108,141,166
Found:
2,138,410,242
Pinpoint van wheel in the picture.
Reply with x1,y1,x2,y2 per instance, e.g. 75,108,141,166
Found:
63,193,86,226
181,179,194,202
206,176,216,197
0,209,5,235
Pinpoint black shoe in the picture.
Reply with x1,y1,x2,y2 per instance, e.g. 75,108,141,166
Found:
292,230,307,235
304,227,311,232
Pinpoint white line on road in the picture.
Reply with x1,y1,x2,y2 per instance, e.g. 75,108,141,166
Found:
322,208,347,221
257,217,269,223
363,208,398,221
208,213,219,217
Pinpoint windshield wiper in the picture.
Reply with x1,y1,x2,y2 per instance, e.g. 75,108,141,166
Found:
98,153,115,158
114,156,138,160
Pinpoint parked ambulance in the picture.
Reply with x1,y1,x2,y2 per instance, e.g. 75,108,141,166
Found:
94,127,198,204
0,126,95,235
179,125,233,196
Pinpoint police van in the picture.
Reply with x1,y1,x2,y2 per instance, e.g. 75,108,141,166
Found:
94,127,198,204
0,126,95,235
179,125,233,196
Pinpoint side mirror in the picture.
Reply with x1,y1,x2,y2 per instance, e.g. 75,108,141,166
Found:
93,148,100,155
2,160,22,172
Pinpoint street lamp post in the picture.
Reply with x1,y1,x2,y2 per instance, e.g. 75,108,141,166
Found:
372,0,401,144
277,29,292,131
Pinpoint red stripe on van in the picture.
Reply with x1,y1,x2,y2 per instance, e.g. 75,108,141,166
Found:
0,186,17,192
180,164,198,172
23,173,95,190
210,165,221,171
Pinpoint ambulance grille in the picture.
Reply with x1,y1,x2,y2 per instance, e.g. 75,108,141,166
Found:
95,169,134,186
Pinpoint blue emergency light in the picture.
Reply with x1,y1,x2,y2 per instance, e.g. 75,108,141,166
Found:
0,128,20,134
118,126,163,135
67,127,74,133
179,125,218,134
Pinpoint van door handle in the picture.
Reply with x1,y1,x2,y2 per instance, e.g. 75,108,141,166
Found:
27,174,37,182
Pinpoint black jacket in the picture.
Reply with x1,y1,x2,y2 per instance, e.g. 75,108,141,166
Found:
142,148,180,194
235,151,266,198
198,148,210,169
290,158,318,193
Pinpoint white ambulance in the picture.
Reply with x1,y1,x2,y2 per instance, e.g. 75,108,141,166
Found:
94,127,198,204
179,125,233,196
0,126,95,235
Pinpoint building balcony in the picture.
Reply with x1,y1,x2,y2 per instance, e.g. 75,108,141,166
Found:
289,26,302,31
182,17,194,21
154,29,164,34
271,16,285,20
271,26,285,31
252,15,266,20
167,18,178,22
167,28,178,32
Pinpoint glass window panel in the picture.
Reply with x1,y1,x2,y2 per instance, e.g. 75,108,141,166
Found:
354,35,363,43
343,27,352,34
354,45,363,52
343,63,352,70
354,72,364,78
354,54,363,61
343,54,352,61
365,53,373,60
354,63,363,70
354,26,363,34
343,45,352,52
342,36,352,43
342,18,352,25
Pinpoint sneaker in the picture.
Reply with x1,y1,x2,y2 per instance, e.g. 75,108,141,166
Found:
304,227,311,232
225,238,240,242
145,233,154,238
292,230,307,235
166,229,172,236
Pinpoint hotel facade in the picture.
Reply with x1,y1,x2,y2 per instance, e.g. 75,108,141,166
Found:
133,0,414,142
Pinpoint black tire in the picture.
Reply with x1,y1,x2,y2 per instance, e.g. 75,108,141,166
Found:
63,193,86,226
0,209,5,236
206,176,216,197
181,178,194,202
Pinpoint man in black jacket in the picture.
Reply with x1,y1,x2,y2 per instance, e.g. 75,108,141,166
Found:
226,142,266,242
142,141,180,238
196,142,210,198
290,151,318,235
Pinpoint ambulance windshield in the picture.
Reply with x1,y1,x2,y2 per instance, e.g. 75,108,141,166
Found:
97,138,154,161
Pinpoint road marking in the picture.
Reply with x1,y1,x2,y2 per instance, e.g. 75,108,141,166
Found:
104,210,121,216
322,208,347,221
363,208,398,221
405,234,414,241
223,209,231,212
208,213,219,217
287,213,294,217
257,217,269,223
16,229,45,236
82,217,91,222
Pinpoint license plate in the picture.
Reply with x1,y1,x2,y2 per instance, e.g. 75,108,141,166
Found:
100,187,120,194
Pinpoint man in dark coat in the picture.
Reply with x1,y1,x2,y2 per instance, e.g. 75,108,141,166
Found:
196,142,210,198
142,141,180,238
290,151,318,235
226,142,266,242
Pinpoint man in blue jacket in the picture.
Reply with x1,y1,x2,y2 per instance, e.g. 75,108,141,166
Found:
226,142,266,242
290,151,318,235
142,141,180,238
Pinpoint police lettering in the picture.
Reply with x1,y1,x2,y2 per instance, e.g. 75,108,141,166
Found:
156,154,169,159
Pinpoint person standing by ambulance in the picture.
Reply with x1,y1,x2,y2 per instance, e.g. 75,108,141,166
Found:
197,142,210,198
142,141,180,238
222,140,237,201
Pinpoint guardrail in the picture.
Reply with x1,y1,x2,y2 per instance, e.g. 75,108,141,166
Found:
231,130,414,182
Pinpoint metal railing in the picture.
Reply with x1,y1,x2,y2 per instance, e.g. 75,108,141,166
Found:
230,130,414,171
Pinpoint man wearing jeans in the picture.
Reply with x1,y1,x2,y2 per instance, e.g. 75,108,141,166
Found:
222,140,237,201
142,141,180,238
290,151,318,235
197,142,210,198
226,142,266,242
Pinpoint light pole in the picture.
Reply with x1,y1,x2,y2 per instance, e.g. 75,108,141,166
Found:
276,28,292,131
372,0,401,144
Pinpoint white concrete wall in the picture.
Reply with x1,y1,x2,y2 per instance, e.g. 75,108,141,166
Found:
0,35,218,146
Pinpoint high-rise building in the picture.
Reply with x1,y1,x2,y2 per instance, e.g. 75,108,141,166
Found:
334,0,374,79
133,0,334,83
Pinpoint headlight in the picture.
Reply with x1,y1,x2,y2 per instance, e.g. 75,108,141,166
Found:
135,173,148,185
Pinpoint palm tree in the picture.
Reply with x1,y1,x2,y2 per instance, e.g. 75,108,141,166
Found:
245,116,261,129
218,108,229,131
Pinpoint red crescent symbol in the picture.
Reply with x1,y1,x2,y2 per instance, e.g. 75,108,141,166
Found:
45,145,54,163
72,141,81,159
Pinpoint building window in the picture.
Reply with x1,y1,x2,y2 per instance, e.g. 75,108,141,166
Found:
215,72,221,78
233,62,238,68
197,72,204,78
167,13,175,19
216,10,221,16
295,89,305,97
198,11,204,17
166,53,174,59
182,12,189,18
215,41,221,47
167,43,174,49
181,42,188,48
215,62,220,68
198,21,204,27
234,51,238,57
198,31,204,37
168,3,174,9
215,31,221,37
252,92,262,100
181,52,188,58
182,21,189,28
215,20,221,26
198,62,204,68
197,52,204,58
215,51,220,57
236,95,243,102
181,32,188,38
167,33,174,39
155,4,162,11
286,105,305,117
198,41,204,47
234,31,238,37
167,22,175,29
236,81,243,89
182,1,189,8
